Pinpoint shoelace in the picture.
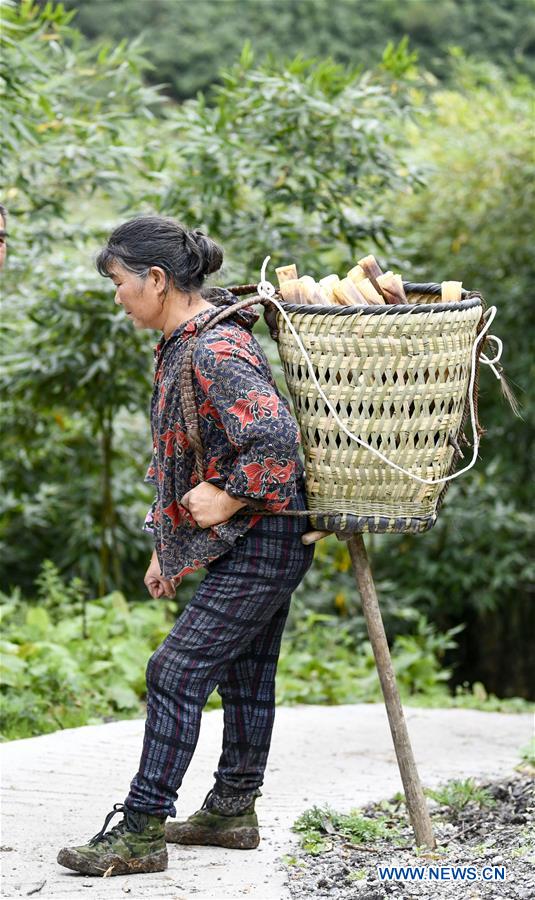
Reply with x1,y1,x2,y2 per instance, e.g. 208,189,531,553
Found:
200,788,216,811
88,803,148,846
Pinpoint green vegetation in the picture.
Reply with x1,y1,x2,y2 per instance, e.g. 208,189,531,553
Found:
425,778,495,816
55,0,535,100
1,564,530,741
293,804,400,854
371,59,535,699
521,739,535,766
291,776,517,857
276,604,464,705
0,562,174,739
2,1,422,597
1,0,164,596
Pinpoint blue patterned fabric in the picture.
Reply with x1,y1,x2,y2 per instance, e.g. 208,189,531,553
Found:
143,288,306,582
126,491,314,817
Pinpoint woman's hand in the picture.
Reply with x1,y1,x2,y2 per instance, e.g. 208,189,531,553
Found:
144,549,176,599
180,482,247,529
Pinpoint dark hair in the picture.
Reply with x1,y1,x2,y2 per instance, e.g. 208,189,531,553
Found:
0,203,7,226
96,215,223,292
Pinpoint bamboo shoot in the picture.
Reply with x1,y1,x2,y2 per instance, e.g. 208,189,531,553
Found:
357,254,384,292
376,272,407,305
441,281,463,302
276,264,298,286
347,264,366,286
333,276,368,306
358,277,385,305
299,276,326,304
319,274,341,303
280,279,305,304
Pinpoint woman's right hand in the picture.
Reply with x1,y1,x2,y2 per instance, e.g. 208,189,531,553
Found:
144,549,176,599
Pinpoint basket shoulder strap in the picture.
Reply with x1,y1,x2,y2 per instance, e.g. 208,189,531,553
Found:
179,297,263,481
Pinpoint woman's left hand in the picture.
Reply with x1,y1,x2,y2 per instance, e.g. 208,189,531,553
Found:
180,482,247,528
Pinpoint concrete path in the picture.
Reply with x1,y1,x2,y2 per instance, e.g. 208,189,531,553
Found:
1,705,532,900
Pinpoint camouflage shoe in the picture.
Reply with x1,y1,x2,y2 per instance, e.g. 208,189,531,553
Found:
57,803,168,877
165,788,260,850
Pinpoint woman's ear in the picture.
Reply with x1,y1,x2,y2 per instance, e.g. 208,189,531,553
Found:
149,266,168,296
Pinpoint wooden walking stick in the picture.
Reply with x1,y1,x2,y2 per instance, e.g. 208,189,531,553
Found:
302,529,436,849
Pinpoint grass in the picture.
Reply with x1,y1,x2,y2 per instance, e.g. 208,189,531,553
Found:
425,778,495,815
292,805,400,855
291,775,505,856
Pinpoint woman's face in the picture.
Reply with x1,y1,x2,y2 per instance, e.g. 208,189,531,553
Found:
109,262,166,330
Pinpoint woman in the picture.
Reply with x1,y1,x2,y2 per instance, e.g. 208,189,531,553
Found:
57,216,314,877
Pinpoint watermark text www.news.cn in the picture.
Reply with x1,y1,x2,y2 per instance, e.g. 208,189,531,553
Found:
377,864,507,883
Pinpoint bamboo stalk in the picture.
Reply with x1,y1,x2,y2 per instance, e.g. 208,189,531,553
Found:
347,534,437,850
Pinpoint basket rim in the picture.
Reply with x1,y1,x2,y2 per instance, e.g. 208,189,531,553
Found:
225,282,484,315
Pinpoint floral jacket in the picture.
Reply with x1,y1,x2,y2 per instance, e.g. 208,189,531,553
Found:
143,287,306,581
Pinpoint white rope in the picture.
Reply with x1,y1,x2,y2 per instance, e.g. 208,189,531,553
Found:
257,256,502,487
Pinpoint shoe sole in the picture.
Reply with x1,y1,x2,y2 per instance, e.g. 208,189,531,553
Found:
165,824,259,850
57,847,168,876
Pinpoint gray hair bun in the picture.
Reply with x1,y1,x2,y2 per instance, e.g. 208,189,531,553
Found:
185,229,223,279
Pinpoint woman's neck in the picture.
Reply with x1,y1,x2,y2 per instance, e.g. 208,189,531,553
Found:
162,293,216,340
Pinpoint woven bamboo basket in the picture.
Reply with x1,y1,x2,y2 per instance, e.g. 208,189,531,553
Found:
269,282,485,535
185,280,487,535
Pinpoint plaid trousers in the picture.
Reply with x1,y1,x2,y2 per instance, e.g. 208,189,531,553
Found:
125,488,314,818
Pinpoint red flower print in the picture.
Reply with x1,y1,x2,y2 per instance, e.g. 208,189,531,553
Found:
198,398,224,429
161,424,189,457
217,326,253,347
194,366,214,395
205,456,223,480
162,500,196,530
205,338,259,367
241,457,295,493
175,559,203,579
228,390,280,429
268,459,295,482
161,429,176,458
174,423,190,451
162,499,184,530
146,464,156,478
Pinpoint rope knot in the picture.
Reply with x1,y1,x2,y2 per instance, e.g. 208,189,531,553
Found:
257,256,277,301
480,333,503,380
